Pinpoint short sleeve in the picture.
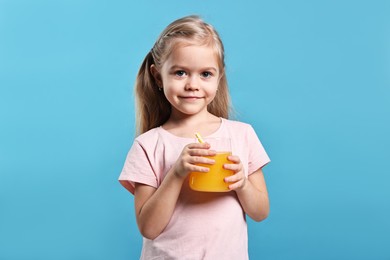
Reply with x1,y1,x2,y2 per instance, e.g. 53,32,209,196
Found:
246,125,270,175
118,140,158,194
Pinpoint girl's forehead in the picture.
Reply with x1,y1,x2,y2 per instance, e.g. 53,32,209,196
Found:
165,45,219,67
164,41,221,65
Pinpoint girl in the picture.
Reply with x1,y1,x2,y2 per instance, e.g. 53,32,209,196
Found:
119,15,270,259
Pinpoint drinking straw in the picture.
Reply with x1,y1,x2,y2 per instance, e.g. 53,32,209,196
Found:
195,132,205,143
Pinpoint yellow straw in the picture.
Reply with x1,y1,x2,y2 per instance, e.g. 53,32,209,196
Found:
195,132,205,143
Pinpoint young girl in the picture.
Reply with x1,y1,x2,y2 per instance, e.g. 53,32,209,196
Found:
119,15,270,259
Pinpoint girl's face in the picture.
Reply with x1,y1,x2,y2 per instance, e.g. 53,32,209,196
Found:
153,44,220,120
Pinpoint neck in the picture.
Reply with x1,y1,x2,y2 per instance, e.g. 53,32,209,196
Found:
162,111,221,138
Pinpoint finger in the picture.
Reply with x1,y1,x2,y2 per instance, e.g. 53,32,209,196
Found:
189,149,217,157
183,162,210,173
224,172,243,183
227,155,241,163
189,156,215,165
228,179,245,190
192,165,210,173
223,163,242,172
187,142,211,150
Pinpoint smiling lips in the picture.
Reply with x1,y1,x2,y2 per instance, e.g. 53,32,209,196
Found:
180,96,202,100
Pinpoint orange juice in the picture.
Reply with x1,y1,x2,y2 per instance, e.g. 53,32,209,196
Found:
189,152,233,192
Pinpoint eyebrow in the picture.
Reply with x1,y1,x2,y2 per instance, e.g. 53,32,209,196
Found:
169,65,218,72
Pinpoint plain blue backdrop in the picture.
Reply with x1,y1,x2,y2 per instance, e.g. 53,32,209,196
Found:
1,0,389,259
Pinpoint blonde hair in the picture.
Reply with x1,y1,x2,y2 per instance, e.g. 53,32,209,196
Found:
135,15,231,135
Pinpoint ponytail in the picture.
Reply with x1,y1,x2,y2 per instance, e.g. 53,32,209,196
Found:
135,51,171,135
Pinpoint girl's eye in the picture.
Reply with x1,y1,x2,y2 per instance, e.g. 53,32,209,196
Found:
201,71,213,78
175,70,186,77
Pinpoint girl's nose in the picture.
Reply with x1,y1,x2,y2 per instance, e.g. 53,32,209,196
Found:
185,76,199,91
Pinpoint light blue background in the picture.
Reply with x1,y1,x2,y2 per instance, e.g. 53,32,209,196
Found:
1,0,389,259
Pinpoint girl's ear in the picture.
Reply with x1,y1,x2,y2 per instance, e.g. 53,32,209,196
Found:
150,65,162,88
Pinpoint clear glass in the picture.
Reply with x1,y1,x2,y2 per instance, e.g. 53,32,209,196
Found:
189,137,233,192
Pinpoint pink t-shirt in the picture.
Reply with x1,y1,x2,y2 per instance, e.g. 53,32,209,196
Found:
119,118,270,260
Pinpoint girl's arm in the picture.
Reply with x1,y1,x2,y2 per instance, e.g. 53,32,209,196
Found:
236,169,270,221
134,142,216,240
224,157,270,222
134,170,185,240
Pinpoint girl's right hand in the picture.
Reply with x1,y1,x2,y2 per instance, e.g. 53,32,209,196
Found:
172,142,216,178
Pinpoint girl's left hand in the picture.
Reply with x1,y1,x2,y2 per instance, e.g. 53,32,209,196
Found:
223,155,247,191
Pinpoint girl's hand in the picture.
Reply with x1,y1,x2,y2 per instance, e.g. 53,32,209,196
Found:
224,155,247,190
172,142,216,178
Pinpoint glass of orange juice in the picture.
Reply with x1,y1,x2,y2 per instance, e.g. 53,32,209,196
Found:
189,137,233,192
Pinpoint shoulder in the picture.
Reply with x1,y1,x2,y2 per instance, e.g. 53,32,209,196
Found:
134,127,161,147
222,118,260,141
223,118,253,131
